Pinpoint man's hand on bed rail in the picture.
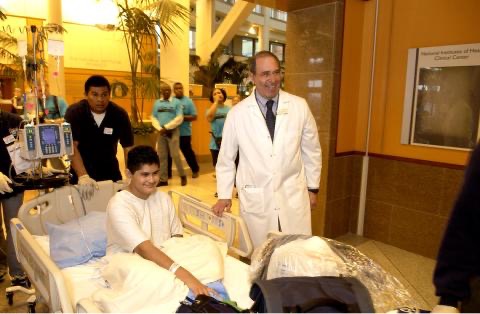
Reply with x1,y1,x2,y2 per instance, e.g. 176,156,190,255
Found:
212,199,232,217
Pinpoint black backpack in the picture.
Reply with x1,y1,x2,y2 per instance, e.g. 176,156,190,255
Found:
249,276,375,313
176,294,242,313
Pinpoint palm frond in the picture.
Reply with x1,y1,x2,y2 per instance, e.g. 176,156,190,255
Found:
113,0,190,123
0,32,17,48
0,47,19,62
0,63,21,78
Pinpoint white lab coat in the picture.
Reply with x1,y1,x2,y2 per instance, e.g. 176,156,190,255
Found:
216,90,322,248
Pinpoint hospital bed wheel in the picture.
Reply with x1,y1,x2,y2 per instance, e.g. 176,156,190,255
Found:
6,291,13,306
27,301,36,313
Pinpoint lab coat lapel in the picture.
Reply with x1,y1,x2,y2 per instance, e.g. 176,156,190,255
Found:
247,98,272,144
247,98,264,121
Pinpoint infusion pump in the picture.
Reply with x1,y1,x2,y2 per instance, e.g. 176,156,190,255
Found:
18,123,74,160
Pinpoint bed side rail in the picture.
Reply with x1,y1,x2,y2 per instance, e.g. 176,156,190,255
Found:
10,218,74,313
17,180,123,236
76,297,103,313
169,191,253,257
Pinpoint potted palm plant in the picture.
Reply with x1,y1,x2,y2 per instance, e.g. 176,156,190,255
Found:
0,10,66,102
114,0,189,138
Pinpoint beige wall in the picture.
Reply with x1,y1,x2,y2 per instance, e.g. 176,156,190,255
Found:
63,23,130,72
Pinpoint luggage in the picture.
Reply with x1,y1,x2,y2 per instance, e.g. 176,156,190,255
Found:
249,276,375,313
176,294,242,313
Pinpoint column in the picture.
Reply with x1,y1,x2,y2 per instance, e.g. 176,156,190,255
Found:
161,0,190,89
47,0,66,97
195,0,214,64
284,1,345,236
261,8,270,51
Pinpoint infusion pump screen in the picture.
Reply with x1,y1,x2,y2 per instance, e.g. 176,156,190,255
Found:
39,125,61,155
42,128,56,144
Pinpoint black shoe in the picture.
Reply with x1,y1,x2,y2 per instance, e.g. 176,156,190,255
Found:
157,181,168,187
180,176,187,186
214,192,218,198
192,172,199,178
10,275,30,288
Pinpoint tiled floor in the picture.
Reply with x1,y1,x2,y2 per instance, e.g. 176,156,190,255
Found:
0,162,438,312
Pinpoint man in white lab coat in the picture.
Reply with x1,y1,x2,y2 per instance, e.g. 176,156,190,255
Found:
212,51,322,248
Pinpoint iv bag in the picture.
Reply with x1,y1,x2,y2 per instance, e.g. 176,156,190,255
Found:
24,91,38,121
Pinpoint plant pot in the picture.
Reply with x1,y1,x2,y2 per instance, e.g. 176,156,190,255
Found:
134,132,158,148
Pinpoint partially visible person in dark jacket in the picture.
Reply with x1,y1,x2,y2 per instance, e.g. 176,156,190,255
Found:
433,142,480,313
0,110,28,287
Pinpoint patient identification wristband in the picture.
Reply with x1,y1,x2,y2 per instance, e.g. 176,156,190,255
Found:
169,262,181,274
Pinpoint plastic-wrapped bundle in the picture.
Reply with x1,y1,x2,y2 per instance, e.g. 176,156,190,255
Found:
266,237,347,279
249,233,419,313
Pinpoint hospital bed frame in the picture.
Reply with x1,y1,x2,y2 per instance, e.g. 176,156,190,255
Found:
10,181,253,313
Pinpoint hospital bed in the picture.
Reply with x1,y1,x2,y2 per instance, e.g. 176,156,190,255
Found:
10,181,254,313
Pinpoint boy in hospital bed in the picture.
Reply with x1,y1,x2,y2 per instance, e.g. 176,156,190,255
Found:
104,145,218,302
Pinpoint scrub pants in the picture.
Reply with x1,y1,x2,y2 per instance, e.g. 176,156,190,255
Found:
157,128,185,182
168,135,200,176
0,192,24,277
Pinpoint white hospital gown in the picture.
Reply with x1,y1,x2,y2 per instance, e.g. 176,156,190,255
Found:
106,190,183,254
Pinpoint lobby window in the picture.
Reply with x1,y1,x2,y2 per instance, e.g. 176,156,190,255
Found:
270,42,285,62
270,9,287,22
231,36,258,57
252,5,262,14
242,38,254,57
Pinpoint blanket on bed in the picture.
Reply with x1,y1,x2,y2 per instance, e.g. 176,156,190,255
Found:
92,235,228,313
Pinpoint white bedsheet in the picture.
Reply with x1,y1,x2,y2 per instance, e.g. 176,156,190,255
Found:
34,235,253,311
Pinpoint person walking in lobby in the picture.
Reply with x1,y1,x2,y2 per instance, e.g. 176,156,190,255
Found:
167,82,200,179
151,83,187,187
211,51,322,249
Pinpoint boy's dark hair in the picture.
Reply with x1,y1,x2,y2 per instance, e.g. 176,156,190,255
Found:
209,88,227,103
127,145,160,173
85,75,111,94
249,51,281,74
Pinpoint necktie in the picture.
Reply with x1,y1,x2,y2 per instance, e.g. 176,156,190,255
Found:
265,100,276,141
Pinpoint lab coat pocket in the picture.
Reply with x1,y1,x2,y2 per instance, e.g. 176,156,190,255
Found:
239,187,264,214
